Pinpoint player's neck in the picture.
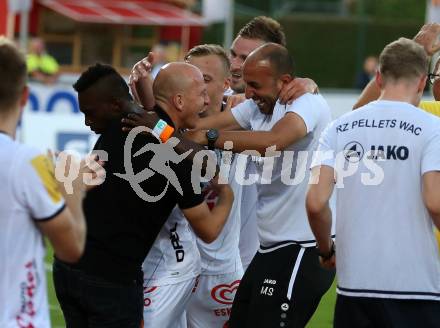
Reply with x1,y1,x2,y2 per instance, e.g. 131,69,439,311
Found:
0,112,19,139
379,85,420,106
155,100,181,130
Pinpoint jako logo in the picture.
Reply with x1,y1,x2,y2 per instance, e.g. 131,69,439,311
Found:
211,280,241,305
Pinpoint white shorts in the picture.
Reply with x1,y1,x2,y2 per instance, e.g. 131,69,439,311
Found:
186,270,244,328
143,278,197,328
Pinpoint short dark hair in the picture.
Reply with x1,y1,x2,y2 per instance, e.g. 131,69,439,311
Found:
0,37,27,112
73,63,131,101
184,44,230,76
249,43,295,77
237,16,286,46
379,38,428,82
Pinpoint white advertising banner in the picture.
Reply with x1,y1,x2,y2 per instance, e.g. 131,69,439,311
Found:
26,82,80,114
21,112,98,155
22,82,97,155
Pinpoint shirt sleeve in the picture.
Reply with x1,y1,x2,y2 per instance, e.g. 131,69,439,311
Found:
13,147,65,221
421,126,440,174
231,99,255,130
310,120,337,169
285,94,327,133
174,157,204,210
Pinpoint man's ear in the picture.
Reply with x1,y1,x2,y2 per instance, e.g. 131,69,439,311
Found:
375,70,383,89
417,75,428,93
223,76,231,92
277,74,293,89
434,56,440,75
18,86,29,117
19,86,29,108
172,94,184,112
112,98,128,113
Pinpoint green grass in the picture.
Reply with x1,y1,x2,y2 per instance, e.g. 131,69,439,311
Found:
45,247,337,327
45,246,65,328
306,280,337,328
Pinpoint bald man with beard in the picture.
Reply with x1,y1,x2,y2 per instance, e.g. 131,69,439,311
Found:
53,62,233,328
183,43,335,328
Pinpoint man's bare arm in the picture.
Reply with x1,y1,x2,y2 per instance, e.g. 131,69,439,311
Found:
37,207,85,263
223,94,246,112
413,23,440,57
194,109,243,131
181,181,234,243
185,112,307,155
306,165,335,269
37,155,88,263
129,53,156,110
222,78,318,112
352,79,380,110
278,77,319,105
423,171,440,230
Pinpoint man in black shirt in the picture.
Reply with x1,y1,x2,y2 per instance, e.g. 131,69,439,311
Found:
53,63,233,328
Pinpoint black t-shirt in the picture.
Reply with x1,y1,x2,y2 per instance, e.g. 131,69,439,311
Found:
71,107,203,283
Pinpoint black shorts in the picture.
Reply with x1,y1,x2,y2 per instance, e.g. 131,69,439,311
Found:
229,243,335,328
334,294,440,328
53,260,143,328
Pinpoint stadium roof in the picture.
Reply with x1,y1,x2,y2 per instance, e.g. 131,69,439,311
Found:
38,0,206,26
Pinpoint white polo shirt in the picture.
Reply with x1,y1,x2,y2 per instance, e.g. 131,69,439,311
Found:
226,91,259,269
232,94,333,247
238,171,258,269
142,207,201,286
312,100,440,300
0,133,65,328
196,154,243,275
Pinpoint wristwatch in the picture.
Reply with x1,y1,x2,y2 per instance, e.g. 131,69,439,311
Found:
316,240,335,260
206,129,219,150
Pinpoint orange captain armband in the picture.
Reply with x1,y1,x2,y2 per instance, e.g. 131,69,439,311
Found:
160,124,174,143
152,119,175,143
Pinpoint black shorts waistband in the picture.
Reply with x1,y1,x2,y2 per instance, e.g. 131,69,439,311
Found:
259,235,336,253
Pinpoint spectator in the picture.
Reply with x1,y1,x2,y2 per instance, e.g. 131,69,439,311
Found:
355,56,378,89
27,37,60,84
150,44,168,79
